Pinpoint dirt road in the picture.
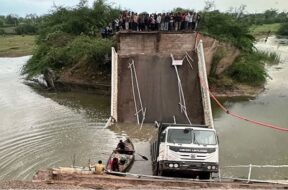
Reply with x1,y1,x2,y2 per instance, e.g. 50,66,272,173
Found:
28,169,288,189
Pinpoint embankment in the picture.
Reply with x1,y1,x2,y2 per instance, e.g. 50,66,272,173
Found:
27,169,288,189
28,31,262,97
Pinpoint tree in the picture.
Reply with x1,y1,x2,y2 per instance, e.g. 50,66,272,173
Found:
172,7,194,13
15,24,37,35
277,23,288,36
22,0,119,79
203,0,215,12
236,4,247,19
201,11,255,51
264,9,278,23
25,14,38,24
0,19,4,27
78,0,88,8
5,14,19,26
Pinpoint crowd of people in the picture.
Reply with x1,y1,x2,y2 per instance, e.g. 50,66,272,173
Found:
101,11,201,37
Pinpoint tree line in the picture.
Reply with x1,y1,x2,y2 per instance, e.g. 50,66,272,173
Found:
0,14,40,35
18,0,285,87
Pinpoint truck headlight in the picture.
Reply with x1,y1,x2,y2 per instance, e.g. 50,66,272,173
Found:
207,166,211,170
212,166,216,170
174,163,179,168
169,163,174,168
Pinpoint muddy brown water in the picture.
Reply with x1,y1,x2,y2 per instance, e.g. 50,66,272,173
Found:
0,36,288,180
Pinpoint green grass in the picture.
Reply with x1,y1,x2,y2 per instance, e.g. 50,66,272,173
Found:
0,26,16,34
2,27,16,34
0,35,36,57
250,23,282,37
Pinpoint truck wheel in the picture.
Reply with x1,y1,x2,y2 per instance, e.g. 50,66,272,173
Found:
152,162,158,176
199,172,210,180
157,164,165,176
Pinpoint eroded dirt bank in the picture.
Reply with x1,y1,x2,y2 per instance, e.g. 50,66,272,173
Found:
12,169,285,190
40,32,261,98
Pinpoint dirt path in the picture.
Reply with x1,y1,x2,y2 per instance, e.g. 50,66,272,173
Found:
26,169,288,189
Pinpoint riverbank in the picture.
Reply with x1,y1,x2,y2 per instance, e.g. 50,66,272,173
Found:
25,169,288,189
0,34,272,98
0,35,35,57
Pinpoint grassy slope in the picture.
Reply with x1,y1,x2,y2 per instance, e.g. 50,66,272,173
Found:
1,26,16,34
250,23,281,37
0,35,35,57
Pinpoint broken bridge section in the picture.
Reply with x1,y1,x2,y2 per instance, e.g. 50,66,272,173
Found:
111,31,213,127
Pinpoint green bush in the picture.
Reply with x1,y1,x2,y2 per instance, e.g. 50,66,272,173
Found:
227,50,279,85
201,11,255,51
68,36,110,64
22,0,120,79
228,57,266,85
22,34,114,79
277,23,288,36
44,31,75,47
0,28,5,35
15,24,37,35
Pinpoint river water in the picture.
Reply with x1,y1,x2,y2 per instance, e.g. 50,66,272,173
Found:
0,36,287,180
215,36,288,180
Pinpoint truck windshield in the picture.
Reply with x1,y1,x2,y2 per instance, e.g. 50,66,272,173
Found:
194,130,217,145
167,129,192,144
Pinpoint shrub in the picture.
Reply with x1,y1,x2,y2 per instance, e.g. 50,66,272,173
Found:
15,24,37,35
0,28,5,35
201,11,255,51
22,34,115,79
227,50,279,85
227,57,266,85
22,0,120,79
277,23,288,36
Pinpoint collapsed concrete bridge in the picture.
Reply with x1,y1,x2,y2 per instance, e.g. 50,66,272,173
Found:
110,31,214,128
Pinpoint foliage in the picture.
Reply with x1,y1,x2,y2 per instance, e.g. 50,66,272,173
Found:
242,9,288,25
22,33,114,78
5,14,19,26
227,50,279,85
201,11,255,51
37,0,120,40
250,23,281,36
277,23,288,36
0,28,5,35
172,7,194,13
0,13,40,35
15,24,37,35
22,0,120,78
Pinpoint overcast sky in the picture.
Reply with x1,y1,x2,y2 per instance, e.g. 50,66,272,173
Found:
0,0,287,16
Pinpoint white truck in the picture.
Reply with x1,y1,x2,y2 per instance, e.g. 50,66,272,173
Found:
151,123,219,179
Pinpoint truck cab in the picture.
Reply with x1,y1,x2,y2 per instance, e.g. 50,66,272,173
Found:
151,123,219,179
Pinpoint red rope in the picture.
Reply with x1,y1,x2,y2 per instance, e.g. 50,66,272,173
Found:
200,78,288,132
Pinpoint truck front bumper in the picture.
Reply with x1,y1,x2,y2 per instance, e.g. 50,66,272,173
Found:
159,160,219,173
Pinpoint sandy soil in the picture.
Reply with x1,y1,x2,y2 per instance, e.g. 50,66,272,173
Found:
0,180,86,189
210,83,264,98
19,169,287,190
